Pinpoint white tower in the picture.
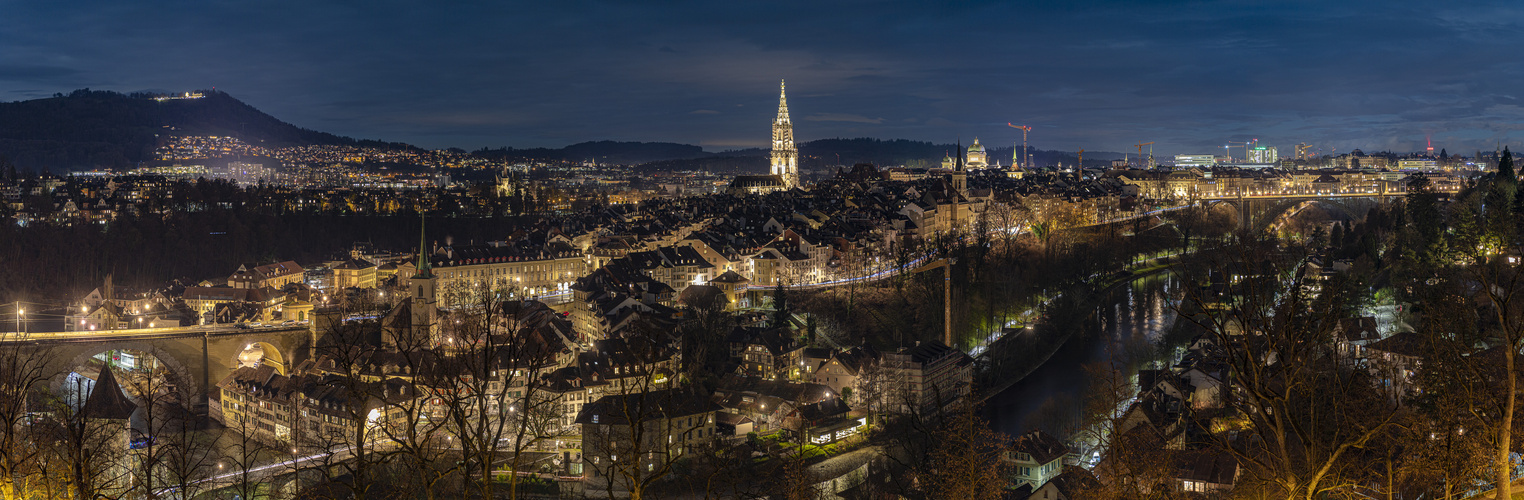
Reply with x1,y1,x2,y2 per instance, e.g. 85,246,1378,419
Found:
770,80,799,189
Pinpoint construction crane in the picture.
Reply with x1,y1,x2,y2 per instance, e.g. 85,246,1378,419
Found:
907,258,955,346
1007,123,1032,168
1224,141,1251,161
1134,142,1155,168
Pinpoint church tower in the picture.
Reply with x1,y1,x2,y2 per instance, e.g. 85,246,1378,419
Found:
952,139,967,195
410,215,438,344
771,80,799,189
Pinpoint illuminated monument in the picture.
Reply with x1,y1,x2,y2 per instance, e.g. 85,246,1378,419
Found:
966,137,989,168
770,79,799,189
728,80,800,195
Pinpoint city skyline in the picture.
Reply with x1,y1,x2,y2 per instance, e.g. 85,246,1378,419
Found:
3,1,1524,156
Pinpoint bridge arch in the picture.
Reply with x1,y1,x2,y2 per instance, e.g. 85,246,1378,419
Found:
25,325,317,414
230,340,290,376
1256,198,1380,234
50,341,202,404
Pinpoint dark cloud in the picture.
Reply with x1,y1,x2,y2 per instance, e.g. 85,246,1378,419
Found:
0,64,82,82
2,0,1522,156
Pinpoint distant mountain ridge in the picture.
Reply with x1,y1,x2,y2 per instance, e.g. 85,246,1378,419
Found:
0,89,1126,173
631,138,1128,173
473,141,710,165
0,89,412,172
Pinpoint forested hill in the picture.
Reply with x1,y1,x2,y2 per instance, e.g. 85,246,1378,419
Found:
0,89,1127,173
633,138,1130,173
0,89,412,172
473,141,710,165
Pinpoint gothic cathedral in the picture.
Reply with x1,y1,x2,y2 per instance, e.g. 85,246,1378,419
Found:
771,80,799,189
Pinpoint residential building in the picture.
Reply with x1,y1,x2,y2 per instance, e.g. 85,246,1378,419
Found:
576,389,722,487
229,261,305,289
878,341,974,414
1007,430,1069,490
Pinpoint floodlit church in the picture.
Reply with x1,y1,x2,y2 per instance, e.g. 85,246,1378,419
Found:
729,80,801,195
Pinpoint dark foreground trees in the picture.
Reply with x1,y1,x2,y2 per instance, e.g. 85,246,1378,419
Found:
1177,235,1400,499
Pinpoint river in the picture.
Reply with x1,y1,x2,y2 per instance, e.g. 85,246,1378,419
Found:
984,272,1185,436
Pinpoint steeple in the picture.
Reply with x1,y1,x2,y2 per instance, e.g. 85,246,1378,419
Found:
770,79,799,189
413,213,432,279
951,138,967,196
956,139,964,172
776,80,790,125
409,212,439,346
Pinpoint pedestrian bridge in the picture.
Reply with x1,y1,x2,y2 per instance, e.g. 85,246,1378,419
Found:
9,323,317,409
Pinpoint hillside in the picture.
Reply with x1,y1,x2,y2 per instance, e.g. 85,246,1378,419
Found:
473,141,710,165
633,138,1129,172
0,90,1128,173
0,89,408,172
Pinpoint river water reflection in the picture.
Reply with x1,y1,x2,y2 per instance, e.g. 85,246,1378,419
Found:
985,272,1184,436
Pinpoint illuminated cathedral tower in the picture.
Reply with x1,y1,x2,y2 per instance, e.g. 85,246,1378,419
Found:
770,80,799,189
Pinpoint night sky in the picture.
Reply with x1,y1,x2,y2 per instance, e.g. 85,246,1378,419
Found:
4,0,1523,157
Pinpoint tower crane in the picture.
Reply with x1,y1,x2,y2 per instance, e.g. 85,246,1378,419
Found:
1134,142,1155,168
906,258,954,346
1224,141,1251,161
1007,123,1032,168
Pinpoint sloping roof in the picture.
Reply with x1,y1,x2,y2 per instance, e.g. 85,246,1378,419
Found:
574,389,720,426
1045,466,1103,498
1367,331,1426,358
798,398,851,421
730,175,786,188
710,270,749,284
82,366,137,420
1335,317,1380,343
1175,450,1239,485
1011,430,1068,464
678,284,725,309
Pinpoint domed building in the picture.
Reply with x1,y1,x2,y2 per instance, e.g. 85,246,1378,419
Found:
967,137,989,168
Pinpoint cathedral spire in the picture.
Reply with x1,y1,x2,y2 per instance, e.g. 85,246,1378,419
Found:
776,80,790,124
770,79,799,189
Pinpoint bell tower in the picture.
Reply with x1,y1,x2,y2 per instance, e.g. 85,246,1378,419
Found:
770,80,799,189
410,214,438,344
952,139,967,195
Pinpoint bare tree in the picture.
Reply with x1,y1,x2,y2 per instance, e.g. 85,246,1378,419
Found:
222,405,275,500
919,400,1011,500
1408,258,1523,500
372,314,457,500
1177,236,1400,499
42,370,134,499
154,383,219,500
1079,355,1179,500
307,298,396,499
118,356,175,499
435,283,567,499
580,319,710,500
0,331,50,498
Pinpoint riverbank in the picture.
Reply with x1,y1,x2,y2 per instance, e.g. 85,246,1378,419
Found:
975,252,1184,402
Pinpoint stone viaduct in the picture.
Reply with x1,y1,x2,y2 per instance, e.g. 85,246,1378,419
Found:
21,323,318,410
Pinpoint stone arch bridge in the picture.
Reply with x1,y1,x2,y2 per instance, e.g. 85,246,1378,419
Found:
17,324,316,410
1200,194,1402,233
